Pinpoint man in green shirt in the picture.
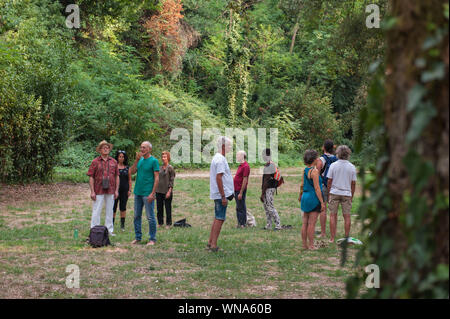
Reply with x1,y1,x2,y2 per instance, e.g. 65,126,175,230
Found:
129,141,160,246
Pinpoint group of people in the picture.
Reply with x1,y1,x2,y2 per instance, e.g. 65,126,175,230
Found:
299,140,357,250
87,136,356,251
87,140,175,246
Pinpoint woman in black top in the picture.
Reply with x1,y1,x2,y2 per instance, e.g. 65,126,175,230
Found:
113,150,132,231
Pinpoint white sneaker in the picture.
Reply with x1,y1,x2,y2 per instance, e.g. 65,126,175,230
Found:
109,233,116,237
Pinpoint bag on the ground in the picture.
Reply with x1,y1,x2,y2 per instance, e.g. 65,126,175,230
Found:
88,225,111,248
336,237,363,246
173,218,192,228
320,154,338,187
246,209,256,227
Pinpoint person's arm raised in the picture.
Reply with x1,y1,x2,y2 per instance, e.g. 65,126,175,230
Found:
129,152,142,175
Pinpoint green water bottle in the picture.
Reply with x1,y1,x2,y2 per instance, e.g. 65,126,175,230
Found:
74,228,78,239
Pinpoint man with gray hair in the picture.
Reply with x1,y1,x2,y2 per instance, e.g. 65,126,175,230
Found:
234,150,250,228
207,136,234,252
129,141,160,246
326,145,357,243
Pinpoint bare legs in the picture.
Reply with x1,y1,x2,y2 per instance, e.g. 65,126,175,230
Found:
319,208,327,237
329,213,351,242
343,214,351,238
208,218,224,249
301,212,319,250
329,213,337,242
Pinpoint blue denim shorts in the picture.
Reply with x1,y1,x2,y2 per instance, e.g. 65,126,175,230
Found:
214,199,227,221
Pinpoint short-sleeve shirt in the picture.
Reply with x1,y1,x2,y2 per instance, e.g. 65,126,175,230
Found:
326,159,357,197
87,156,119,195
210,153,234,200
134,156,160,196
234,161,250,192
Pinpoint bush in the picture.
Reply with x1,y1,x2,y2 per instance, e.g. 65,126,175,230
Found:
56,142,98,170
0,0,78,182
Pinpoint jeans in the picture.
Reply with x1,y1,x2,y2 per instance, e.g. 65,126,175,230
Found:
156,192,173,226
235,190,247,226
134,195,157,241
214,199,228,221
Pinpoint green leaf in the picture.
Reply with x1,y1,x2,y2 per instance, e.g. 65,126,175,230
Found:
406,101,436,143
421,62,446,82
407,84,426,112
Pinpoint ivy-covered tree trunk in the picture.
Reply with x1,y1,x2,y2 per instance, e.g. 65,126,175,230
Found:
376,0,448,297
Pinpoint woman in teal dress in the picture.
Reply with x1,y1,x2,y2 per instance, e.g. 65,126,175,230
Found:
298,150,325,250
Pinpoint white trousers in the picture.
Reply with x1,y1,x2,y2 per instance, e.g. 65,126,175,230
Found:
90,194,114,233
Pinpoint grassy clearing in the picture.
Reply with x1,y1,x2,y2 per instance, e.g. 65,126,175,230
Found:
0,169,364,299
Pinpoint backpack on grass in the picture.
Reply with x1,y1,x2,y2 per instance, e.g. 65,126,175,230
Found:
173,218,192,228
88,225,111,248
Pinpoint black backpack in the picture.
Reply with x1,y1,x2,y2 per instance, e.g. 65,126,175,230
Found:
173,218,192,228
88,225,111,248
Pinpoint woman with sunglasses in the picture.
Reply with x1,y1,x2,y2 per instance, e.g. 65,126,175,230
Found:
113,150,132,231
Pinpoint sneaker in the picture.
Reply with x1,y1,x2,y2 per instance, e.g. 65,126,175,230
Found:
109,233,116,237
121,227,125,232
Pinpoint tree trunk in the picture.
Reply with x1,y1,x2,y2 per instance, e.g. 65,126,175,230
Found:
289,15,300,54
379,0,448,296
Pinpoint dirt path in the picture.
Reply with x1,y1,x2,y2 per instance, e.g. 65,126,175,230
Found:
0,167,364,207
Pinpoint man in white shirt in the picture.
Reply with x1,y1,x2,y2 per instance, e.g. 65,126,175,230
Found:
326,145,357,243
208,136,234,252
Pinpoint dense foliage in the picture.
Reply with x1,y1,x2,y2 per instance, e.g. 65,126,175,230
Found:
346,0,449,298
1,0,384,180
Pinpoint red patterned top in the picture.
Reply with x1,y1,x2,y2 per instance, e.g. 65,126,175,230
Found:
87,156,119,195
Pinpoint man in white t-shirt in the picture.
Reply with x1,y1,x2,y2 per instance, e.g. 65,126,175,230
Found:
326,145,357,243
207,136,234,252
